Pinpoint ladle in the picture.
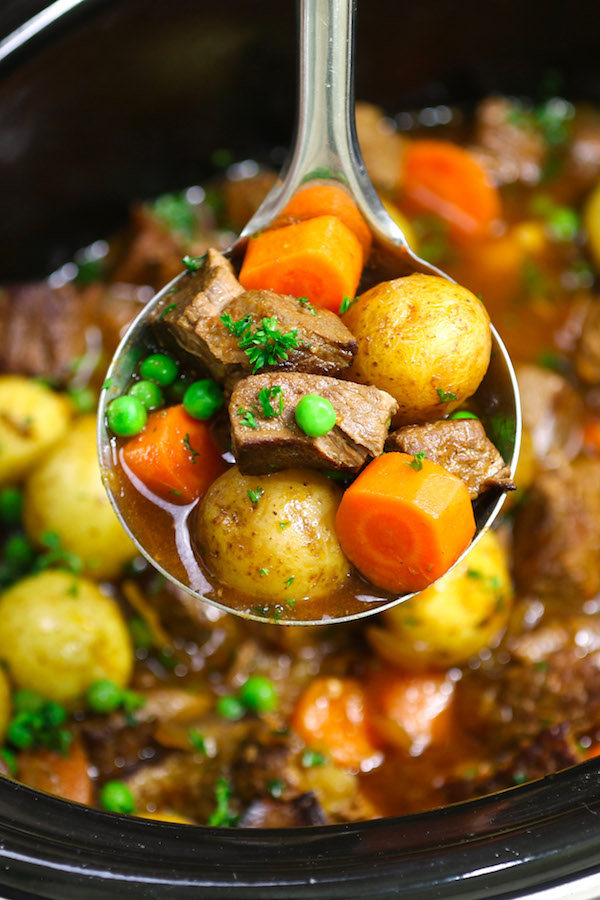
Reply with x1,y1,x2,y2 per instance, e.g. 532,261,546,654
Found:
98,0,521,625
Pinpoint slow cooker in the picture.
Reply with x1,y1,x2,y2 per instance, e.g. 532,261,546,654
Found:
2,1,600,897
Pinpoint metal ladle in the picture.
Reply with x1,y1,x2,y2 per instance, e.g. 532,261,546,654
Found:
98,0,521,625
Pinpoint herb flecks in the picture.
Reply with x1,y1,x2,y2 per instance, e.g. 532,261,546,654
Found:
208,777,238,827
278,521,290,531
406,451,426,471
298,296,316,316
182,254,207,273
339,295,358,315
284,575,294,589
437,387,458,403
237,408,258,429
221,313,252,338
239,317,300,373
257,386,283,418
248,487,264,504
183,433,200,463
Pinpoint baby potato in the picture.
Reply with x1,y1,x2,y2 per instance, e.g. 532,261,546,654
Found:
0,668,11,742
0,570,133,701
343,274,491,424
368,530,512,670
0,376,71,485
24,415,136,579
197,466,351,602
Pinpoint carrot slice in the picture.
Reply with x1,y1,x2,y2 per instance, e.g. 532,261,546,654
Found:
367,667,455,753
239,215,363,313
335,452,475,593
275,184,372,256
291,676,382,770
122,404,227,503
401,139,501,240
17,738,93,805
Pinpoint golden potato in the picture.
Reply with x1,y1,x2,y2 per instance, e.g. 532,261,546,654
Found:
24,415,136,579
343,274,491,423
584,176,600,272
368,530,512,670
0,376,71,485
197,466,350,602
0,570,133,701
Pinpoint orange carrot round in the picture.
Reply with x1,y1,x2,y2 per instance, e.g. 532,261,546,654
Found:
276,184,372,256
17,738,93,804
367,667,455,753
291,676,382,771
401,139,501,240
335,452,476,593
239,215,363,313
122,404,227,503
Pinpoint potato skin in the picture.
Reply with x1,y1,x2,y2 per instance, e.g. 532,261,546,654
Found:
343,274,491,423
0,669,11,742
368,530,512,670
24,415,136,579
0,570,133,701
197,466,351,602
0,376,71,485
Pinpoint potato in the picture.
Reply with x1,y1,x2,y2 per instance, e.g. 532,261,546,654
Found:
343,274,491,423
0,376,71,485
368,530,512,670
197,466,350,602
24,415,136,579
0,668,11,742
584,176,600,272
0,570,133,701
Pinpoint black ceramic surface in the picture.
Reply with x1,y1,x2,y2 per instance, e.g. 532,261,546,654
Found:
2,0,600,897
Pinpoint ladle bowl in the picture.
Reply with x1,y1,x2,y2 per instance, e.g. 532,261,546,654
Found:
98,0,521,625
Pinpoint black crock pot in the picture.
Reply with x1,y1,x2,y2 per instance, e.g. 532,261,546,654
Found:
2,1,600,897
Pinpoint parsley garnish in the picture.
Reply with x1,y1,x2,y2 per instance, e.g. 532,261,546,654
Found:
284,575,294,588
237,407,258,429
152,193,196,238
278,521,290,531
406,451,426,471
239,316,300,373
285,598,296,607
298,297,316,315
267,779,284,798
158,303,177,321
221,313,252,338
437,387,457,403
189,729,207,754
257,386,283,418
339,295,358,314
182,254,206,272
301,749,325,768
101,377,113,391
208,777,238,827
248,487,264,504
183,433,200,463
259,567,269,577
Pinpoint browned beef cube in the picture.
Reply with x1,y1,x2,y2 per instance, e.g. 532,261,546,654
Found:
230,372,397,474
385,418,513,499
163,263,358,387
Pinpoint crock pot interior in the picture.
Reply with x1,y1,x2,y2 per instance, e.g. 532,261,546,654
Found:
2,1,600,898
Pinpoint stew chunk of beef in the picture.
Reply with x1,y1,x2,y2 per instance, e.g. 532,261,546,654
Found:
385,419,513,498
162,253,357,386
230,372,397,474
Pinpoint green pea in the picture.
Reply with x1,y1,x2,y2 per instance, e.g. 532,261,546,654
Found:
128,380,164,411
139,353,178,387
169,376,193,402
87,680,123,714
239,676,277,714
183,380,224,420
216,695,245,721
3,534,35,572
106,396,147,437
100,780,136,814
0,487,23,525
13,690,44,714
295,395,336,437
449,411,479,420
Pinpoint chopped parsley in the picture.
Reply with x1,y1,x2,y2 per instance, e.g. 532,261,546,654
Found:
285,598,296,607
248,487,264,504
259,568,269,577
301,749,325,768
221,313,252,338
239,316,300,373
283,575,294,589
278,521,290,531
406,451,426,471
257,385,283,418
267,778,284,798
189,729,207,754
182,254,206,272
158,303,177,321
339,295,358,314
208,777,238,827
437,387,458,403
298,297,316,315
101,377,113,391
237,408,258,429
183,433,200,463
151,192,196,238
